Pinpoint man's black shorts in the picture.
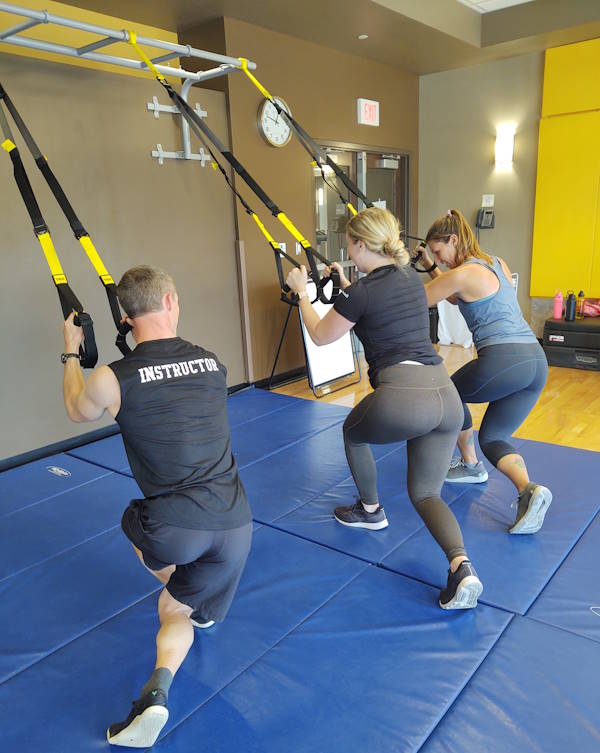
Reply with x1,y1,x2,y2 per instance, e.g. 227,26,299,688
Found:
121,499,252,622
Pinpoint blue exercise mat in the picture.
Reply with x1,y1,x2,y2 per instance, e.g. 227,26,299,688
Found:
268,446,471,565
419,616,600,753
242,421,402,524
0,452,112,518
528,512,600,643
153,567,511,753
0,472,141,582
67,433,132,475
0,528,159,683
382,439,600,614
230,399,349,470
225,387,299,427
0,526,367,753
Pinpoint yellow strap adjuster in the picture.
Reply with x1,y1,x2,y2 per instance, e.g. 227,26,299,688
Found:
128,30,166,82
1,138,16,153
238,58,273,101
37,232,66,279
251,213,279,248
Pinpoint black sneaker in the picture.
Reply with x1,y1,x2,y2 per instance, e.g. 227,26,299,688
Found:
509,482,552,534
190,610,215,629
333,500,389,530
107,689,168,747
439,560,483,610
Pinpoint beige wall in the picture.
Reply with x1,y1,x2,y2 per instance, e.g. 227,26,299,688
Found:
418,52,544,326
0,51,244,462
184,18,420,380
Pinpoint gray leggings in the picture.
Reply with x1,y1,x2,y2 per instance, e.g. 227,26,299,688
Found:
343,363,466,561
451,342,548,466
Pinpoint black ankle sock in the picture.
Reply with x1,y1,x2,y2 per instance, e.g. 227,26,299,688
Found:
140,667,173,700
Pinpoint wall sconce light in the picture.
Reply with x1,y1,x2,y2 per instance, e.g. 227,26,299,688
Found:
495,123,516,171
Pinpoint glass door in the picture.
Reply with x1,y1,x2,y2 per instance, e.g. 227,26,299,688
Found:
314,146,410,265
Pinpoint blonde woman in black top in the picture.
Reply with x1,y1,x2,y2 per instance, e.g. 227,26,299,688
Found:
286,207,482,609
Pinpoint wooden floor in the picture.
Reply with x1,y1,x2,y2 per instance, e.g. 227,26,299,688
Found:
275,345,600,453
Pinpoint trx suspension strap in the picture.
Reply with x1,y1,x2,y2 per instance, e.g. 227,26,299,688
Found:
128,34,339,305
238,62,433,274
0,82,131,357
179,106,320,306
198,135,322,307
0,97,97,367
239,60,371,216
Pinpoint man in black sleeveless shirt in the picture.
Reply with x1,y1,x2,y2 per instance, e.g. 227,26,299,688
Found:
61,265,252,747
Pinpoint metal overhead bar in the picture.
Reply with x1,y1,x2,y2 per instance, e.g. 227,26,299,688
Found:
0,2,256,83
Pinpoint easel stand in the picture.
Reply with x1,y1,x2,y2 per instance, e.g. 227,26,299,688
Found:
266,296,362,397
266,301,297,391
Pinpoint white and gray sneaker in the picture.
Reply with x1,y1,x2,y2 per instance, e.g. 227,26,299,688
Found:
509,482,552,534
445,458,488,484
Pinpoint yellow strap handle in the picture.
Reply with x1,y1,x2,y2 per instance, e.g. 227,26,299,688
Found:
128,31,165,81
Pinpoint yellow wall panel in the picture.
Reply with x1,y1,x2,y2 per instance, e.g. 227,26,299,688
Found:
530,111,600,297
0,1,178,78
590,190,600,298
542,38,600,117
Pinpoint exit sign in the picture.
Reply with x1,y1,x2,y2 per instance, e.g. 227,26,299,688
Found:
357,98,379,126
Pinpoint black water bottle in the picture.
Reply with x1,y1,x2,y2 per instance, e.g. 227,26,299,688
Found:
565,290,577,321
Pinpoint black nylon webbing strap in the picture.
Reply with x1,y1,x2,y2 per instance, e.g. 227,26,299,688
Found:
0,93,99,367
278,106,373,208
0,81,130,357
5,142,47,236
0,84,87,237
157,78,337,304
174,99,310,306
36,158,87,238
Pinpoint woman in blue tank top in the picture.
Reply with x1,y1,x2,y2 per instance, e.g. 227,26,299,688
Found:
416,209,551,535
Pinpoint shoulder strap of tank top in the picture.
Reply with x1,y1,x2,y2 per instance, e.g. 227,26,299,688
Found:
464,255,502,280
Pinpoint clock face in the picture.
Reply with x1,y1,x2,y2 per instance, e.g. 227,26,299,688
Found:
258,97,292,148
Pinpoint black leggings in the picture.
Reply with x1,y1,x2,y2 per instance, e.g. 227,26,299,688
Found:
343,363,466,561
451,342,548,467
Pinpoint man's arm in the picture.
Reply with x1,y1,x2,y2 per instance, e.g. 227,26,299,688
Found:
62,313,121,423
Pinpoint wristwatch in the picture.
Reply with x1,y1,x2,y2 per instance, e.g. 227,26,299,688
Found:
61,352,81,364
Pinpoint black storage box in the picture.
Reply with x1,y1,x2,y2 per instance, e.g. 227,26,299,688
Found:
543,316,600,370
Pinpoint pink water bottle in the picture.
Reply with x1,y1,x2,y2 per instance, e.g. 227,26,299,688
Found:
553,290,563,319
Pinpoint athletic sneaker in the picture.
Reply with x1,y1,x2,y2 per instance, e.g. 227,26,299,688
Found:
107,689,168,747
509,482,552,534
445,458,488,484
334,500,389,530
190,610,215,629
439,560,483,609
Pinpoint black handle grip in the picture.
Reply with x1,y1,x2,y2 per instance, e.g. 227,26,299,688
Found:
73,311,98,369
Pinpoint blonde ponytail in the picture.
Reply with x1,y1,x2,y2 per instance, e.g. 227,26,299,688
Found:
346,207,409,266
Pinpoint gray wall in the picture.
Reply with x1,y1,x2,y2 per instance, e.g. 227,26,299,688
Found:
0,52,244,462
418,52,545,326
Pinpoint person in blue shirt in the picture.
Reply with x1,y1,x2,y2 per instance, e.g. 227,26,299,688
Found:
418,209,551,534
